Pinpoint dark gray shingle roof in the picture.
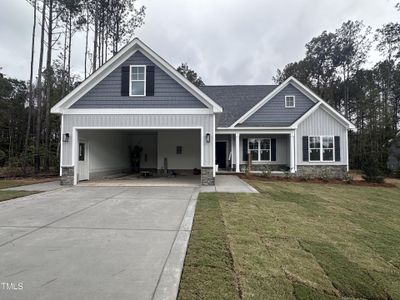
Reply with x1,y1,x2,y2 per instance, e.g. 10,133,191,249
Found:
199,85,278,127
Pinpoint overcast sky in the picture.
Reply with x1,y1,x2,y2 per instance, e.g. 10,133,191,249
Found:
0,0,398,85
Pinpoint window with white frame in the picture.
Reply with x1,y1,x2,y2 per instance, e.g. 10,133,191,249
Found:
248,138,271,161
309,136,334,161
322,136,334,161
130,65,146,96
285,95,295,108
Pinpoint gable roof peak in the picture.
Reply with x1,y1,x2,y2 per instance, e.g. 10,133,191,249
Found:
51,37,223,114
230,75,355,129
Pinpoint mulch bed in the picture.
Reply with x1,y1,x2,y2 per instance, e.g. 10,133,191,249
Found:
239,174,397,188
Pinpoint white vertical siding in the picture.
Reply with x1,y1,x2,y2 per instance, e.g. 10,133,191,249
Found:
62,114,213,167
296,107,348,166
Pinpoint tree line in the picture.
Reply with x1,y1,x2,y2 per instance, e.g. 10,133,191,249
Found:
0,0,145,176
274,5,400,174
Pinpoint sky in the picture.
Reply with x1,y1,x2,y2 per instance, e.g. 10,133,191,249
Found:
0,0,398,85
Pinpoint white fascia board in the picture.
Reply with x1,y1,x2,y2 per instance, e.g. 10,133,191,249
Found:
217,130,295,135
60,108,213,115
51,38,223,114
290,102,321,128
217,127,295,135
218,127,294,130
230,76,355,130
51,41,141,114
289,77,356,129
135,39,223,113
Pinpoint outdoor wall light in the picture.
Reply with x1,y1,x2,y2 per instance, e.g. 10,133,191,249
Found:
63,133,70,143
206,133,211,143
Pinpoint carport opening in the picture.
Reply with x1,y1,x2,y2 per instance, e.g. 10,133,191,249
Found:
76,129,201,185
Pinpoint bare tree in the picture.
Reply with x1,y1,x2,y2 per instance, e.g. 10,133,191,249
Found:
34,0,47,174
24,0,38,172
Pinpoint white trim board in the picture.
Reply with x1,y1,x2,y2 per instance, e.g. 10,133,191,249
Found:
231,76,355,130
62,108,213,115
69,126,206,185
51,38,223,114
216,130,294,135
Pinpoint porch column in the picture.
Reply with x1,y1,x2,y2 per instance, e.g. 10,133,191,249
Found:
230,134,234,170
235,133,240,172
290,132,295,173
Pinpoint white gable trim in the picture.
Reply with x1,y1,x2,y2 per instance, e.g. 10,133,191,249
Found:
290,102,321,128
51,38,223,114
231,76,355,130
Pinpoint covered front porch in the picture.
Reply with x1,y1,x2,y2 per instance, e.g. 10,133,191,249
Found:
215,129,296,173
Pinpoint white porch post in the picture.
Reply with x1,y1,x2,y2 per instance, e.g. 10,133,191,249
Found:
235,133,240,172
290,132,295,173
73,128,78,185
230,134,234,170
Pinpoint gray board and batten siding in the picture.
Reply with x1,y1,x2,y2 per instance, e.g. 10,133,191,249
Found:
238,83,316,127
71,51,206,109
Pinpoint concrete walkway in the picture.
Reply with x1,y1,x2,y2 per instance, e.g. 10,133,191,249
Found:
0,186,198,300
201,175,258,193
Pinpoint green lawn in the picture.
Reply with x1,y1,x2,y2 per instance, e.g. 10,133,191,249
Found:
0,178,47,202
0,190,37,202
179,180,400,300
0,178,54,189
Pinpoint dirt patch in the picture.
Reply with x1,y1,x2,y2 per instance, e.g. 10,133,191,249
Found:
239,174,397,188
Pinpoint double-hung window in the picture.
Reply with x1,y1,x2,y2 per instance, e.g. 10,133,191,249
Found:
322,136,334,161
130,65,146,96
248,138,271,161
285,95,295,108
309,136,334,162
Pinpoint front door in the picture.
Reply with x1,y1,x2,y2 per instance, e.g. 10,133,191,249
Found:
216,141,227,169
78,140,89,181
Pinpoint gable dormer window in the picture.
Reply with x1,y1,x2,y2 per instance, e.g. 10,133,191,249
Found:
285,95,295,108
130,65,146,96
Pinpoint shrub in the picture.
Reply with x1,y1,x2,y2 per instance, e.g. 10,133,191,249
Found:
361,155,385,183
241,165,250,176
343,172,353,184
320,168,332,182
262,166,272,177
300,169,313,181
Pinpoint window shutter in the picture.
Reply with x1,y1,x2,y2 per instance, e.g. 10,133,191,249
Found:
121,66,130,96
146,66,155,96
271,138,276,161
242,138,248,161
335,136,341,161
302,136,308,161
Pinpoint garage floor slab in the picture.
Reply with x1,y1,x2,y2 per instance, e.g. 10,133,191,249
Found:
0,186,198,300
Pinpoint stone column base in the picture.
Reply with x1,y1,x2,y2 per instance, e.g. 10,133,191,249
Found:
61,166,74,185
201,167,215,186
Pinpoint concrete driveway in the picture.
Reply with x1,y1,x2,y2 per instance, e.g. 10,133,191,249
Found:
0,186,198,300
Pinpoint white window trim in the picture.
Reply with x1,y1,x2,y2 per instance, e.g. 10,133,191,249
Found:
285,95,295,108
248,138,271,162
308,135,335,162
129,65,146,96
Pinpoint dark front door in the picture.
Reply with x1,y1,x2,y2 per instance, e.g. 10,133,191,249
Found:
216,141,227,169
